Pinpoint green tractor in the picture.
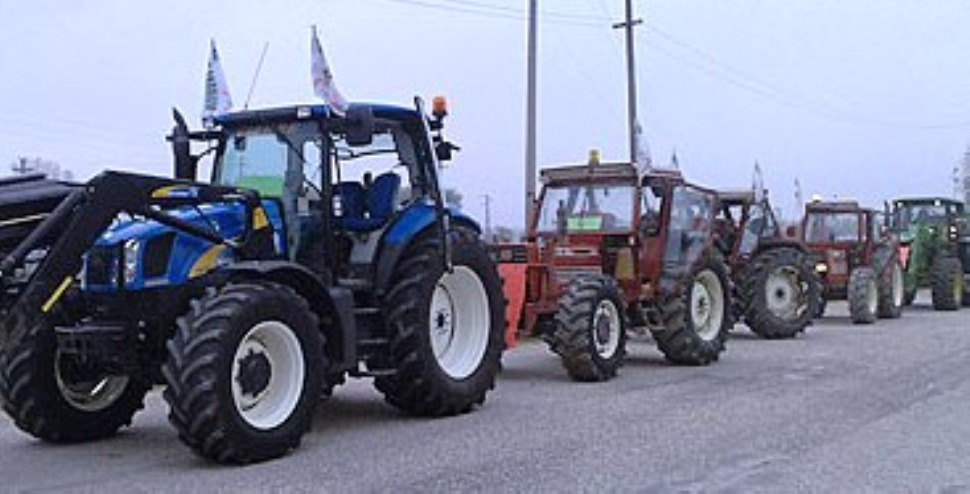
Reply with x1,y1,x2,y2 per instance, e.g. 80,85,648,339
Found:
887,197,969,309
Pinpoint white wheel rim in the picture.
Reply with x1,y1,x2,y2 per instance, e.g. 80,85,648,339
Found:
430,266,491,380
55,352,129,413
866,279,878,315
891,264,904,307
232,321,305,431
592,299,621,359
691,270,725,341
765,267,802,320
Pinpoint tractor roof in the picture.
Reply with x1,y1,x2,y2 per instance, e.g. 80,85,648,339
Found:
717,189,758,205
214,103,421,127
891,197,965,208
540,162,638,185
805,200,870,214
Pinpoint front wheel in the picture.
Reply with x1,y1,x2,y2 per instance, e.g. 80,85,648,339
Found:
653,255,732,365
875,251,904,319
375,229,504,416
848,267,878,324
931,256,964,311
741,247,818,339
162,282,324,464
0,310,150,443
547,275,627,382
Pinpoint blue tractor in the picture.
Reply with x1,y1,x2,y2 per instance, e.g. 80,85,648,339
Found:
0,98,505,463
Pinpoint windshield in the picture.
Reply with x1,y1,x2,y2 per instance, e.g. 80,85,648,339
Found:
804,212,860,243
893,203,950,230
215,127,294,197
536,182,636,234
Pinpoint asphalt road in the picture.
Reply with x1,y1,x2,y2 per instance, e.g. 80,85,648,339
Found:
1,296,969,493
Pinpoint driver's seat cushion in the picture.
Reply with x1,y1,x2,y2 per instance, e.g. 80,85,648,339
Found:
342,172,401,232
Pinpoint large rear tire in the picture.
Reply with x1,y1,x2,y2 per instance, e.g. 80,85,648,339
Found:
931,256,964,311
547,275,627,382
375,229,504,416
874,247,904,319
0,310,150,443
162,282,324,464
741,247,818,339
653,254,731,365
847,267,878,324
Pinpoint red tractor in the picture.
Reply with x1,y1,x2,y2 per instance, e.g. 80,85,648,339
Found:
798,200,904,323
494,159,732,381
715,190,819,338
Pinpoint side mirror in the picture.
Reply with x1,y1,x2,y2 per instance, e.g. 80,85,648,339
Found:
785,225,798,238
169,108,197,181
344,104,374,147
435,141,460,162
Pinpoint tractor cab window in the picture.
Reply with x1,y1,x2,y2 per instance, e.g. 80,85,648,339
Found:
216,130,290,197
895,203,949,230
664,186,715,265
640,183,665,236
536,183,635,234
329,124,412,233
738,204,766,255
804,212,860,243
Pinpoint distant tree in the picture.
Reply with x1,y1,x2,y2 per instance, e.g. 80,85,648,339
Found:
444,188,463,209
10,156,75,181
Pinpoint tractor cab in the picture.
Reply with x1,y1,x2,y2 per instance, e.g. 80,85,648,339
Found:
800,201,878,297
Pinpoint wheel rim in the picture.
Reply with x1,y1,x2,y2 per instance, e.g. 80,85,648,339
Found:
866,279,878,315
891,264,904,308
232,321,305,431
55,352,129,413
691,269,725,341
765,267,803,320
592,299,621,359
430,266,490,380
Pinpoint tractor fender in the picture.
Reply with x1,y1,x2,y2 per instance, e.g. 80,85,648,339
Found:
215,260,357,372
374,202,481,296
754,237,808,256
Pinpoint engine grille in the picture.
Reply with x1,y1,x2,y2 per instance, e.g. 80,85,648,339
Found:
85,245,117,286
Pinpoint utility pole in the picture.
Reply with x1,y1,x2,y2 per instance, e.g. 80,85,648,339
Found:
524,0,538,230
613,0,643,165
482,193,493,242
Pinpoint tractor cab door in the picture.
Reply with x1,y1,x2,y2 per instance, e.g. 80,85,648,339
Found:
661,185,716,279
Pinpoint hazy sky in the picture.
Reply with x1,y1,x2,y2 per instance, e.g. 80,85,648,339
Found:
2,0,969,228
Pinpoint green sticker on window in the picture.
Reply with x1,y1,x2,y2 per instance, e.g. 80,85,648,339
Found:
566,216,602,231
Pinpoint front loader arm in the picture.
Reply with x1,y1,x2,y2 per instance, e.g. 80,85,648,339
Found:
0,171,262,350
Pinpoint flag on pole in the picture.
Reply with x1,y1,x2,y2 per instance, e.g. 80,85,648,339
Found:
202,40,233,125
634,120,653,170
311,26,349,117
752,161,765,202
670,149,680,170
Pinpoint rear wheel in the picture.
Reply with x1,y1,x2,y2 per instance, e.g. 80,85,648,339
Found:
847,267,878,324
548,275,627,382
741,247,818,339
375,229,504,416
653,255,731,365
162,282,324,464
0,309,150,443
931,256,964,311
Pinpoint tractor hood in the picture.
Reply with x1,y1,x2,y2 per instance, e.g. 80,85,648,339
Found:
96,202,251,247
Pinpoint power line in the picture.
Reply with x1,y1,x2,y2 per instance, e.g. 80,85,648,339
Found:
376,0,608,27
642,24,970,131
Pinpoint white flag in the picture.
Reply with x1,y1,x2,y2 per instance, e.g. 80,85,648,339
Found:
202,40,233,124
633,120,653,170
752,161,765,202
311,27,349,117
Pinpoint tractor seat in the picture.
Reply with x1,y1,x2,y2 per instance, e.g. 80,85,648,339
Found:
333,181,366,229
340,172,401,232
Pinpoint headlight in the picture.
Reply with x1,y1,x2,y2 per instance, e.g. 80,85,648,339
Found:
815,262,828,273
123,239,140,284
